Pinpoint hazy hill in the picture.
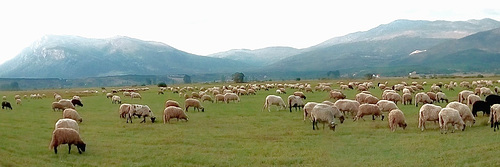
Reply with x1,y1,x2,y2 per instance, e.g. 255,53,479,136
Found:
0,35,251,78
207,47,302,66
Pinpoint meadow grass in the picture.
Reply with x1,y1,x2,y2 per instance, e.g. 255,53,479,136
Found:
0,77,500,166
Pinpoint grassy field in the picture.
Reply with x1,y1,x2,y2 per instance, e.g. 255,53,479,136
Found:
1,77,500,166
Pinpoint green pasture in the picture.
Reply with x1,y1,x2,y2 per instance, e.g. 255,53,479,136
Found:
0,77,499,166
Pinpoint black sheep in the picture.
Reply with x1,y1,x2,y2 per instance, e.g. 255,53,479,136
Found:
71,99,84,107
2,101,12,110
471,100,490,117
486,95,500,106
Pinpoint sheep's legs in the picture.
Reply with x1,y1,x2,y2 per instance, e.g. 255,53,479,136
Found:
54,147,58,154
68,144,72,154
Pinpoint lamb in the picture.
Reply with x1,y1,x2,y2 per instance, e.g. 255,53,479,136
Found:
388,109,407,132
293,91,306,99
165,99,181,108
49,128,86,154
55,118,79,132
71,99,84,107
185,98,204,112
2,101,12,110
354,104,384,121
288,95,304,112
439,108,466,134
201,95,214,103
303,102,319,121
446,102,475,127
334,99,360,118
262,95,286,112
376,100,399,113
490,104,500,131
402,93,412,105
471,100,490,117
310,104,341,131
63,109,83,123
436,92,449,103
224,93,240,103
329,91,346,100
112,95,122,104
127,104,156,123
418,104,442,131
215,94,225,103
130,92,142,99
163,106,189,124
58,99,75,109
415,92,433,107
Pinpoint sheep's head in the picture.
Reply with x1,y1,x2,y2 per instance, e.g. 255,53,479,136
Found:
150,116,156,123
402,123,407,129
201,107,205,112
461,124,466,131
339,116,345,124
329,122,337,131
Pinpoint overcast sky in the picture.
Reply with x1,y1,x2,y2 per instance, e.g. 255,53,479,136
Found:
0,0,499,65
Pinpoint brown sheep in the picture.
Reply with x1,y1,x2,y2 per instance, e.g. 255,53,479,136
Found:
49,128,86,154
185,98,204,112
354,104,384,121
63,109,83,123
165,100,181,108
163,106,189,124
388,109,407,132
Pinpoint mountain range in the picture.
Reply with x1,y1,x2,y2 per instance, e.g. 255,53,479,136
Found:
0,18,499,82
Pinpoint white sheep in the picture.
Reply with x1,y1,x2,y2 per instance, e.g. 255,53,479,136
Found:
215,94,225,103
201,94,214,103
467,94,481,107
490,104,500,131
49,128,86,154
112,95,121,104
388,109,407,132
480,87,493,97
329,91,346,100
376,100,399,113
130,92,142,100
310,104,342,131
436,92,448,103
224,93,240,103
127,104,156,123
439,108,466,134
354,104,384,121
446,102,475,127
418,104,442,131
384,92,402,105
364,94,379,104
55,118,79,132
303,102,319,121
334,99,360,118
415,92,433,107
458,90,474,104
59,99,76,109
165,99,181,108
262,95,286,112
288,95,304,112
185,98,204,112
63,108,83,123
355,92,371,104
106,93,114,98
163,106,188,124
402,93,412,105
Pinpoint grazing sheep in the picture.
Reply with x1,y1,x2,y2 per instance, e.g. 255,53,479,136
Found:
310,104,340,131
63,109,83,123
446,102,475,127
128,104,156,123
467,94,481,107
402,93,412,105
54,94,62,102
439,108,466,134
486,94,500,106
436,92,448,103
123,92,131,97
364,94,379,104
112,95,122,104
51,102,67,111
388,109,407,132
185,98,204,112
490,104,500,131
55,119,79,132
329,91,346,100
480,87,493,97
376,100,399,113
471,100,490,117
293,91,306,99
458,90,474,104
163,106,188,124
106,93,114,98
165,100,181,108
224,93,240,103
71,99,84,107
418,104,442,131
201,95,214,103
415,92,433,107
130,92,142,100
313,104,344,124
16,99,21,105
426,92,437,103
58,99,75,109
354,104,384,121
384,92,402,105
355,92,371,104
2,101,12,110
262,95,286,112
119,104,134,118
215,94,225,103
288,95,304,112
334,99,360,118
49,128,86,154
303,102,319,121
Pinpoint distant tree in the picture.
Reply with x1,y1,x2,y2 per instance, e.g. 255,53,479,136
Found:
364,73,374,80
232,72,245,83
157,82,167,87
327,70,340,79
183,75,192,84
296,78,301,81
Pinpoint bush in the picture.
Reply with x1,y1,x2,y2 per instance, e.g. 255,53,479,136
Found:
157,82,167,87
